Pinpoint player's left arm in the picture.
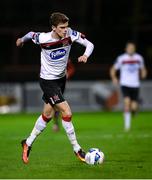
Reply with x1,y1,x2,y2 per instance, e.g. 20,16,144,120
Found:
75,34,94,63
140,67,147,79
139,57,147,79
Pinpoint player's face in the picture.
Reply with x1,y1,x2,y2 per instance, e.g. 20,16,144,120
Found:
53,22,69,38
125,43,136,55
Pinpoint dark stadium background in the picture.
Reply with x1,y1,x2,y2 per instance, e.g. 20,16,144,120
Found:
0,0,152,82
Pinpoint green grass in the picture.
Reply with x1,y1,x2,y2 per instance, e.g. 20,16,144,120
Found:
0,111,152,179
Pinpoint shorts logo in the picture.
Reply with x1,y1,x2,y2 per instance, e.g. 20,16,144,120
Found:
50,49,66,60
53,95,60,102
50,94,60,104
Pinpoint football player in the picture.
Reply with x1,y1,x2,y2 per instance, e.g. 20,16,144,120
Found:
110,42,147,131
16,12,94,164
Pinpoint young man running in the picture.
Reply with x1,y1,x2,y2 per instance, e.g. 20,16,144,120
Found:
110,42,147,131
16,12,94,164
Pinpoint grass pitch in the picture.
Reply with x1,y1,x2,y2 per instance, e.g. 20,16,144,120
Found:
0,111,152,179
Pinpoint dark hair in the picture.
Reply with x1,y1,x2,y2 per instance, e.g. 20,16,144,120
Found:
49,12,69,27
126,41,136,47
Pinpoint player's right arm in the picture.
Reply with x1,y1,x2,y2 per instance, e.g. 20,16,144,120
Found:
110,56,121,86
16,32,40,47
110,65,119,86
16,38,24,47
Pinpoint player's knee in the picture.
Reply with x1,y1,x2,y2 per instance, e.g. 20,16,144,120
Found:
60,107,72,121
124,98,131,111
131,101,138,109
42,103,54,122
62,112,72,122
42,112,52,122
124,107,130,112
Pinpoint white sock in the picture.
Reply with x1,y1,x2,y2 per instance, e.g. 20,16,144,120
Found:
124,112,131,131
62,120,81,152
26,115,47,146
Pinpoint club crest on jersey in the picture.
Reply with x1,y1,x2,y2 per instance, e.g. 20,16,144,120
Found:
50,49,66,60
72,30,77,36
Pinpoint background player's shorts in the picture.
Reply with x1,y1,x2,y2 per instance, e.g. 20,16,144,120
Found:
39,76,66,106
121,86,139,101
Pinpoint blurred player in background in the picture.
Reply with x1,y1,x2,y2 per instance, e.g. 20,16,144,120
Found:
16,12,94,164
110,42,147,131
52,59,75,132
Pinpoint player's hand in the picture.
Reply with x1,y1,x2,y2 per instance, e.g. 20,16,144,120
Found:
16,38,24,47
112,78,119,86
78,55,88,63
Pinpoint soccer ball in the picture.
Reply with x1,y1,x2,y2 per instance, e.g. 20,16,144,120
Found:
85,148,104,165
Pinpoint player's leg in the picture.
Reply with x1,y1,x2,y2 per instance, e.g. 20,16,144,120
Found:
123,97,131,131
21,103,54,164
55,101,86,162
121,86,132,131
130,87,139,116
52,111,60,132
52,77,66,132
26,103,54,146
131,101,138,116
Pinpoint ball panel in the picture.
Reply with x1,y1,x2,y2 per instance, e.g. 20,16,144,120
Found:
85,148,104,165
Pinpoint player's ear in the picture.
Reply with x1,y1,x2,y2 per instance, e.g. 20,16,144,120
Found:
52,25,56,31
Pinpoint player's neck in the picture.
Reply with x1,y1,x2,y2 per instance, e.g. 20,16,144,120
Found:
127,52,135,56
51,31,62,40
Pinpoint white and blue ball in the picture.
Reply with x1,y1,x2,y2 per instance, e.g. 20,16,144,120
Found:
85,148,104,165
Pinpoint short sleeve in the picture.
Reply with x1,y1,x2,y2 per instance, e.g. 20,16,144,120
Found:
113,56,122,70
